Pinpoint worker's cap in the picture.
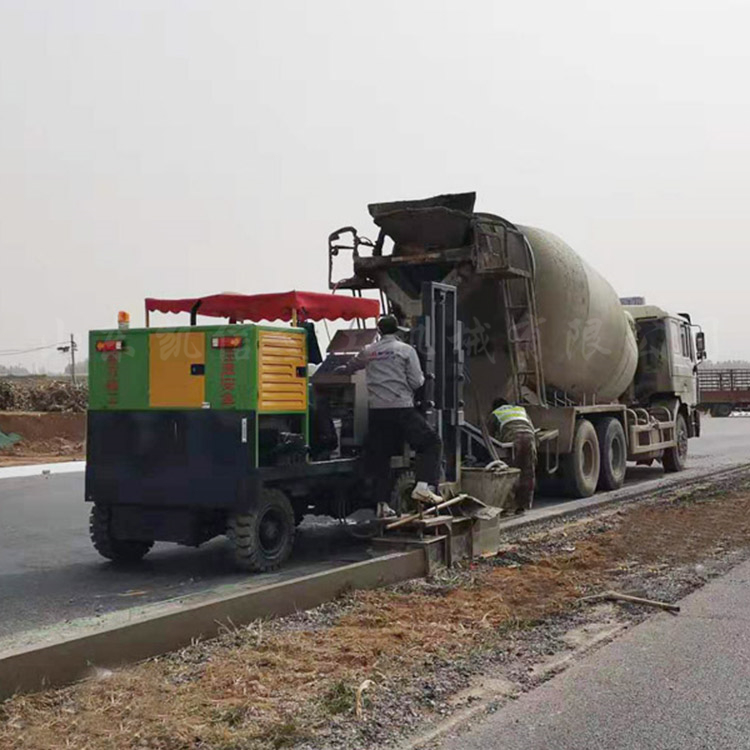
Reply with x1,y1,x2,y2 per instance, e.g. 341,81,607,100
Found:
377,315,399,335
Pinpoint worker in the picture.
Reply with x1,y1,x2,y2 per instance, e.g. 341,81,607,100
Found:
337,315,443,517
489,397,537,514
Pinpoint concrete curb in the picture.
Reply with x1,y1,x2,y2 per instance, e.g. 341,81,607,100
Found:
0,461,85,480
0,550,424,700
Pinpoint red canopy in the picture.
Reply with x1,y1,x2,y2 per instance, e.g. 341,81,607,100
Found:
145,290,380,322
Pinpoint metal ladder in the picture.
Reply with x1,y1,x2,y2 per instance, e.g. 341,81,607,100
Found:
501,274,547,406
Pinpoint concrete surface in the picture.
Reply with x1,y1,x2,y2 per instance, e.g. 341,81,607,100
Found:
437,556,750,750
0,416,748,644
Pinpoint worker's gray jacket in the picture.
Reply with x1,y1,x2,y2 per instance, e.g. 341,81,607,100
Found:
345,334,425,409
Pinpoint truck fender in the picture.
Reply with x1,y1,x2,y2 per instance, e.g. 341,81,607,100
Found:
691,408,701,438
652,397,697,439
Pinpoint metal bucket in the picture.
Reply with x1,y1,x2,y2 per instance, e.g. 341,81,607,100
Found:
461,467,520,510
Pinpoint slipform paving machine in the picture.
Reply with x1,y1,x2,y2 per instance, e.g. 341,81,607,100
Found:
87,291,380,571
86,288,485,571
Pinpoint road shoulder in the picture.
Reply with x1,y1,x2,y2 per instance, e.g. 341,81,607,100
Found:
434,556,750,750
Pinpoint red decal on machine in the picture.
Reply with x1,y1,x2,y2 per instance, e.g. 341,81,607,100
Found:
220,348,236,407
105,353,119,406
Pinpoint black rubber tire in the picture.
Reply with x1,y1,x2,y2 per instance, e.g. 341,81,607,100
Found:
712,404,733,418
562,419,600,498
89,504,154,563
227,488,295,572
596,417,627,491
663,412,689,473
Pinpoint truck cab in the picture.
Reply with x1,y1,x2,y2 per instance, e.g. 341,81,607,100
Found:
624,303,704,437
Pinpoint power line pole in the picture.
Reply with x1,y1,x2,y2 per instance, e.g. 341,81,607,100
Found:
57,334,78,384
70,333,77,385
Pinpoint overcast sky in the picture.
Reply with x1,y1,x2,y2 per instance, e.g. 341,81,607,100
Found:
1,0,747,371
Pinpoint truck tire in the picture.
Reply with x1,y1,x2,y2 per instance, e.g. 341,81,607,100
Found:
89,504,154,563
596,417,627,491
227,488,295,572
663,413,688,473
562,419,600,498
712,404,733,418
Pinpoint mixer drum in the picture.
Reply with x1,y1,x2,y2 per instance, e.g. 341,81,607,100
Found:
519,225,637,402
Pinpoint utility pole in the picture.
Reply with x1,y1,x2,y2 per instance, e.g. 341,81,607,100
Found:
57,334,78,384
70,333,77,385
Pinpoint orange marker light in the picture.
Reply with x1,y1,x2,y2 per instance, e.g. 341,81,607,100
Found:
118,310,130,330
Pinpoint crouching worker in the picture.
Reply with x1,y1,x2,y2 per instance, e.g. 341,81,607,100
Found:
490,398,537,515
336,315,443,517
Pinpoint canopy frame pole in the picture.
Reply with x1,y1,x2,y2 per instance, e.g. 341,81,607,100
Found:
190,300,203,326
145,303,150,328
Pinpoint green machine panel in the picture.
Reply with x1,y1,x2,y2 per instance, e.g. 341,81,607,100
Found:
89,326,259,411
88,329,149,410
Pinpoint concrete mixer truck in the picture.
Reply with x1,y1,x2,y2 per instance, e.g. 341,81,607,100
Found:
322,192,705,500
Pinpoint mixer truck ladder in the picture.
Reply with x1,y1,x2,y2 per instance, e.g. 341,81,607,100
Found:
471,214,546,407
501,274,547,407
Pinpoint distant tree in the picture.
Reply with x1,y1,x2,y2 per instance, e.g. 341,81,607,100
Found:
64,358,88,375
0,364,31,376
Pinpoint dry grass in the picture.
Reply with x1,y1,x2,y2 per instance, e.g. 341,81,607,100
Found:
3,485,750,750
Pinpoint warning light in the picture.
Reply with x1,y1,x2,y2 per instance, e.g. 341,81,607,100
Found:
211,336,243,349
96,340,123,352
118,310,130,330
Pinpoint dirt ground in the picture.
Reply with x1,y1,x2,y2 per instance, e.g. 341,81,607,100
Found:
2,471,750,750
0,412,85,466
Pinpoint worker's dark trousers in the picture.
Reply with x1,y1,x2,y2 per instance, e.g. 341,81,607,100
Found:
501,422,537,511
365,408,443,506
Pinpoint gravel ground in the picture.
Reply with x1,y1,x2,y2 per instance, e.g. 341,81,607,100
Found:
300,468,750,750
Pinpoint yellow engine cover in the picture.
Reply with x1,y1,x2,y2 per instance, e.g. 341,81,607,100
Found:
149,331,206,408
258,330,307,412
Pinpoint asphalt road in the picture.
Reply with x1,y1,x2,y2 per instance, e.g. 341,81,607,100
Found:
438,555,750,750
1,416,748,644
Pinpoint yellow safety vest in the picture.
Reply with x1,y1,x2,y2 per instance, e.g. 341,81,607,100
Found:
491,405,532,429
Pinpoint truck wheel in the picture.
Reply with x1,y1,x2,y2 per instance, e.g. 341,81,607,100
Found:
227,488,295,572
596,418,627,491
712,404,733,418
562,419,600,498
663,413,688,473
89,504,154,563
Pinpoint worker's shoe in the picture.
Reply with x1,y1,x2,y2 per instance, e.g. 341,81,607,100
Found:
376,502,397,518
411,482,442,505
